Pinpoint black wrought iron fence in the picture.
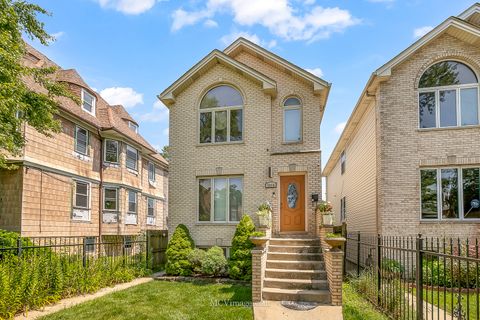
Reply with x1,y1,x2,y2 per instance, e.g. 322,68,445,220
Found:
346,233,480,320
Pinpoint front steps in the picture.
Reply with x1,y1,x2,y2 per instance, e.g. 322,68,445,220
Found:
262,238,331,304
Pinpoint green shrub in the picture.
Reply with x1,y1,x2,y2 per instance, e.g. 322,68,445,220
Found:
201,246,228,276
229,215,255,281
188,248,206,274
165,224,195,276
423,258,479,288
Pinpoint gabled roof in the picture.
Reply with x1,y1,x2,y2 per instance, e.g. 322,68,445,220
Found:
323,5,480,177
159,49,277,106
224,37,330,95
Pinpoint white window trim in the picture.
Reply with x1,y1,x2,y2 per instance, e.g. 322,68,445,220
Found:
73,180,90,210
126,144,138,171
104,139,119,164
340,151,346,175
127,190,138,214
418,83,480,129
81,89,96,116
74,125,89,156
103,187,118,212
199,105,244,144
340,196,346,221
419,167,480,222
148,162,156,182
147,197,156,217
197,176,243,223
283,99,303,143
128,121,138,133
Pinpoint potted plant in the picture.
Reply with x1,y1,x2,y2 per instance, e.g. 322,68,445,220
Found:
249,231,268,248
316,201,334,226
324,232,346,251
256,201,272,228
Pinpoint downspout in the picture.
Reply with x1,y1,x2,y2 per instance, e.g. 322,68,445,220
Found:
98,129,103,239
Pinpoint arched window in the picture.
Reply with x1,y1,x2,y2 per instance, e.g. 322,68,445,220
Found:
419,61,479,128
283,97,302,142
199,85,243,143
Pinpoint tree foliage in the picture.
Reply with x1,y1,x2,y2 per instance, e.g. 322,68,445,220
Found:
229,215,255,280
0,0,75,168
165,224,195,276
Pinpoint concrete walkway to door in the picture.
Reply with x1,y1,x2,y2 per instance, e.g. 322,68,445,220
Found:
253,301,343,320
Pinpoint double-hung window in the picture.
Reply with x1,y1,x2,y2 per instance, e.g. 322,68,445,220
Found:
148,162,156,182
75,126,89,155
340,151,346,175
103,187,118,211
81,89,96,115
104,140,119,163
340,197,346,221
420,167,480,220
147,198,155,217
283,97,302,142
127,190,137,214
419,61,479,128
198,176,243,222
126,145,138,171
199,85,243,144
74,181,89,209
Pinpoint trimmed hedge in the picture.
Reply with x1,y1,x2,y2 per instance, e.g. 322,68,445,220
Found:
229,215,255,280
201,246,228,276
165,224,195,276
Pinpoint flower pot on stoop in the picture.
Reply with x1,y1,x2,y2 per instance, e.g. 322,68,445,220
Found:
322,213,334,226
324,237,346,251
250,236,268,248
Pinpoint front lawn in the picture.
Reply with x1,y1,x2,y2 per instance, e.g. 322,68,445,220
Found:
42,280,253,320
419,289,479,319
343,282,389,320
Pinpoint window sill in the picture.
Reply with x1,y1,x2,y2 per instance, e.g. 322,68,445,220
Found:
195,222,239,226
71,219,92,223
104,162,120,168
72,151,91,162
417,125,480,133
148,180,156,187
196,141,245,147
127,168,138,175
420,219,480,224
282,141,303,145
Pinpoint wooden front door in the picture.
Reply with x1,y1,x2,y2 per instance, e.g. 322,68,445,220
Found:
280,175,305,232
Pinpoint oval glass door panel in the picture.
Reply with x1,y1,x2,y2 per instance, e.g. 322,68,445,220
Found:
287,183,298,208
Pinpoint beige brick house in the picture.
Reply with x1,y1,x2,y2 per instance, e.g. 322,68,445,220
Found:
0,44,168,239
324,3,480,238
160,38,330,252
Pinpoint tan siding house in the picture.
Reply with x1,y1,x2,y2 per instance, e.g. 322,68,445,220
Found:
0,45,168,238
323,4,480,238
160,38,330,250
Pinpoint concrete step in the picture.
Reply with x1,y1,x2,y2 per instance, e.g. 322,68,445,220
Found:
266,260,324,270
262,287,331,303
265,268,327,280
267,252,323,261
268,245,321,254
269,238,320,247
264,278,329,290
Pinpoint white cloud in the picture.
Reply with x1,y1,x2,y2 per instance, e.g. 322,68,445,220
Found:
220,31,276,48
97,0,156,15
172,0,359,42
305,67,323,78
413,26,433,38
99,87,143,108
51,31,65,40
334,121,346,134
137,100,169,123
204,19,219,28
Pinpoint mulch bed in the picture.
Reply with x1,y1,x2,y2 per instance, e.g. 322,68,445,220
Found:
154,273,250,286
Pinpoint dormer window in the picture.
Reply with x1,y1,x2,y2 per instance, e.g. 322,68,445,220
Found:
128,121,138,133
81,89,96,116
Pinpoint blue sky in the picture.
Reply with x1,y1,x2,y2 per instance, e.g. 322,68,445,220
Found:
29,0,475,167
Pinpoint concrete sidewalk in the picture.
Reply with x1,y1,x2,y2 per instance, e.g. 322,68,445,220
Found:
253,301,343,320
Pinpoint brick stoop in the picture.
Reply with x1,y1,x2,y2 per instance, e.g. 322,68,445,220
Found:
262,238,331,304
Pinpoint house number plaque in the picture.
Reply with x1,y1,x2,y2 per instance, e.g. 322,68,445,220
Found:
265,181,277,189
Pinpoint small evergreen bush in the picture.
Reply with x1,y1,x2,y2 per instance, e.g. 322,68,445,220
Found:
165,224,195,276
188,248,206,274
229,215,255,280
201,246,228,276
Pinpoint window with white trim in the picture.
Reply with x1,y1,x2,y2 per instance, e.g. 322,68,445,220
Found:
81,89,96,115
199,85,243,144
198,176,243,222
419,61,479,128
128,121,138,133
283,97,302,142
75,126,89,155
148,162,155,182
127,190,137,214
126,145,138,171
340,196,346,221
420,167,480,220
340,151,346,175
103,187,118,211
147,198,155,217
104,139,119,163
74,181,89,209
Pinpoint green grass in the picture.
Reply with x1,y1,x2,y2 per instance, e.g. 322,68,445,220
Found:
42,280,253,320
343,282,389,320
419,288,479,319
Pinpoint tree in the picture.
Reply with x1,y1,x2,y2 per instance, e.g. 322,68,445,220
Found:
0,0,75,168
229,215,255,280
160,145,170,161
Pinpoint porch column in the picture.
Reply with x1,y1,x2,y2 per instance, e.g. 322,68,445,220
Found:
251,245,268,303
